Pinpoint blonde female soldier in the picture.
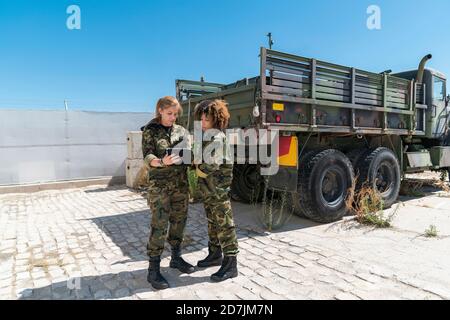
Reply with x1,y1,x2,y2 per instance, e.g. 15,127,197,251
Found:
194,99,239,282
141,96,194,290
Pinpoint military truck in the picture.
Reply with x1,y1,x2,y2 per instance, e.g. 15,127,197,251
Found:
176,48,450,223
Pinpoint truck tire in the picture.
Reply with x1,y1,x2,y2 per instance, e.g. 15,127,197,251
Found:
354,147,401,209
290,149,323,218
289,194,306,218
298,149,355,223
231,164,264,203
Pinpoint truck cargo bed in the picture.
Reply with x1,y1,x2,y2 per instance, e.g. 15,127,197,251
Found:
177,48,428,136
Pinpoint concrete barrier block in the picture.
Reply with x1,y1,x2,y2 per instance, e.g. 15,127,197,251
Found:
126,159,148,189
127,131,143,159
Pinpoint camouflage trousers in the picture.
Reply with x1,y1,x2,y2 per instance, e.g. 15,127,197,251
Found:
198,177,239,256
146,180,189,257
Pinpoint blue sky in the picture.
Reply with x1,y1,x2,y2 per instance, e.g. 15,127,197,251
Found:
0,0,449,112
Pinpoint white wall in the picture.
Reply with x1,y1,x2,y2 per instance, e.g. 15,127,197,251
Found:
0,109,152,185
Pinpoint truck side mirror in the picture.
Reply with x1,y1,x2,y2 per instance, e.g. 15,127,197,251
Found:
446,94,450,107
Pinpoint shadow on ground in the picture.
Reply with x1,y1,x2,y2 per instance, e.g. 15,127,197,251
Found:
82,200,320,265
16,193,321,300
17,267,213,300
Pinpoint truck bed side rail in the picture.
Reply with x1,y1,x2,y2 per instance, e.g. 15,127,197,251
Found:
176,78,259,130
260,47,427,135
176,79,225,102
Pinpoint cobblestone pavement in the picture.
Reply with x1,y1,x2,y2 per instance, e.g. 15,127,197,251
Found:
1,184,450,300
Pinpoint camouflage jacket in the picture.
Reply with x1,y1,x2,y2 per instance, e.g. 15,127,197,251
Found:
141,118,189,182
196,130,233,187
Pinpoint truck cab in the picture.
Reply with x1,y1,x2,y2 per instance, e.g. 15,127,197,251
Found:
394,68,449,140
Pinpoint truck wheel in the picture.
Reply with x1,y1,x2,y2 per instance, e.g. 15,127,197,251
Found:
298,149,355,223
231,164,264,203
355,147,401,209
289,193,306,218
290,149,322,218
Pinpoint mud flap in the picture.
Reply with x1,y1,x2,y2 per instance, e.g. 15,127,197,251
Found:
266,166,298,192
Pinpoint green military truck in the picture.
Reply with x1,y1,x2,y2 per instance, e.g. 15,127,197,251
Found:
176,47,450,223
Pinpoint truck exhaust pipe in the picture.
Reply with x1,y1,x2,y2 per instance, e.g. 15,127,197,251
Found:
417,54,432,83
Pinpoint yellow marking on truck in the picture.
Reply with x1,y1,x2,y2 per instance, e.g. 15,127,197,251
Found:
273,103,285,111
278,136,298,167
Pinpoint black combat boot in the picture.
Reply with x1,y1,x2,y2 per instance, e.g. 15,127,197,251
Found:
197,244,223,268
169,246,195,274
147,256,169,290
210,256,238,282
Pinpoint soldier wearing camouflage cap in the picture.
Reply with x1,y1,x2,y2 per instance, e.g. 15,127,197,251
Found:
141,96,195,290
194,99,239,282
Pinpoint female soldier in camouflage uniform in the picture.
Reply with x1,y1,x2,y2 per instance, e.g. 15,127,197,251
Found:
141,96,194,290
194,99,239,282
